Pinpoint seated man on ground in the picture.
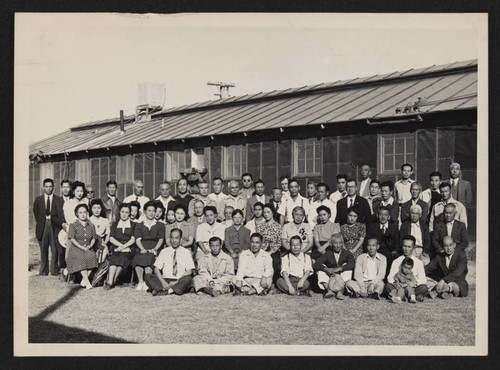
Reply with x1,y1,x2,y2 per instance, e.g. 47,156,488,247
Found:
345,238,386,300
385,235,428,302
193,236,235,297
313,233,355,300
390,257,418,304
425,236,469,299
276,236,313,296
144,228,194,296
234,233,273,296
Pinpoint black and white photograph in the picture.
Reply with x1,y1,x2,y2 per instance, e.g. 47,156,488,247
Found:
14,13,488,356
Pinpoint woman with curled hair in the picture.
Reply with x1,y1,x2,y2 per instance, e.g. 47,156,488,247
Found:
63,181,89,226
66,204,98,289
165,204,195,250
340,206,366,259
312,205,341,261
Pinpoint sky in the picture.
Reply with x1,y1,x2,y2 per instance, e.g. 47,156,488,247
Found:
14,13,484,144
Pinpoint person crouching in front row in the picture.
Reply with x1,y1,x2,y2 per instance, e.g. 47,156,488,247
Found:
313,233,355,300
276,235,313,296
193,236,235,297
144,228,194,296
234,233,273,296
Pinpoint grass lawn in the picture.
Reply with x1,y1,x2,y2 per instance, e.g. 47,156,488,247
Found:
28,273,476,345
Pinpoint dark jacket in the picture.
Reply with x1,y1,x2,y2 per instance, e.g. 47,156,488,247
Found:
425,249,469,297
400,220,431,255
246,194,271,221
33,194,65,241
400,199,429,224
432,220,468,255
335,195,371,225
313,249,355,273
366,221,401,258
371,199,400,225
102,195,121,225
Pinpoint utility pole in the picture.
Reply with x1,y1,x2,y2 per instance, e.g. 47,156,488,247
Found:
207,81,235,99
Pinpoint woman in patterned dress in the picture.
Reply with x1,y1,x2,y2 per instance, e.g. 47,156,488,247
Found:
133,201,165,291
312,205,341,261
257,203,283,284
66,204,98,289
105,203,136,290
340,207,366,259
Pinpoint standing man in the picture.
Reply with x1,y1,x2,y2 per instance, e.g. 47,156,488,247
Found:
420,171,442,219
334,179,371,225
102,180,121,225
86,185,96,202
172,178,194,209
400,182,429,224
431,204,468,256
358,165,372,198
246,179,271,221
33,178,66,276
283,178,310,223
429,182,468,232
123,179,150,209
269,187,286,225
444,162,473,210
60,179,72,202
385,235,428,302
188,181,216,217
195,206,226,263
394,163,415,204
329,174,348,204
221,180,248,220
309,182,337,227
208,177,227,219
238,172,255,200
156,181,175,212
372,181,399,224
306,181,318,205
366,179,381,214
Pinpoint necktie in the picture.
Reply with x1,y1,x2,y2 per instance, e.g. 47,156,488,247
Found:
136,196,139,202
452,180,455,188
382,226,386,234
172,250,178,276
46,196,51,216
350,198,353,208
275,202,279,211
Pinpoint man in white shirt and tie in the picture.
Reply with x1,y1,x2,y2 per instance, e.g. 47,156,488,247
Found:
329,174,348,204
208,177,227,220
123,179,150,209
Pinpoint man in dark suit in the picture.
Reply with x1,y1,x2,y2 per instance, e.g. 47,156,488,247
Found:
400,204,431,264
102,180,121,225
366,206,400,275
431,204,468,256
425,236,469,298
335,179,371,225
246,179,271,221
400,182,429,224
32,178,66,276
445,162,473,209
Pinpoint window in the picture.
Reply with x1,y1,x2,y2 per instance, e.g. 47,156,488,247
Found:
294,138,321,176
190,148,205,170
379,133,415,173
223,145,247,178
39,162,54,184
116,155,134,184
165,151,188,181
75,159,91,184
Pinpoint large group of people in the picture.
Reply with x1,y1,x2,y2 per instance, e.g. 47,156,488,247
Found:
33,161,472,302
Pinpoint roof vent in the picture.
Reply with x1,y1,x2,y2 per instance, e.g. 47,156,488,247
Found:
136,83,165,123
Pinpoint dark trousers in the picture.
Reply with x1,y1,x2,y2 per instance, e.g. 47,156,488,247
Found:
144,273,192,295
271,251,281,283
276,275,311,294
38,220,63,275
384,283,428,298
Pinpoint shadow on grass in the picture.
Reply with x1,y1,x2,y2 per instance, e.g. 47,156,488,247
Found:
29,284,134,343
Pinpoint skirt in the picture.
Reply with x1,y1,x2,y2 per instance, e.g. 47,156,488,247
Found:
67,245,98,274
109,251,134,269
132,252,156,268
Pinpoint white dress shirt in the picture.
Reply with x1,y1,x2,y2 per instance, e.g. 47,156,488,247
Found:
387,255,426,286
410,222,423,247
154,246,195,279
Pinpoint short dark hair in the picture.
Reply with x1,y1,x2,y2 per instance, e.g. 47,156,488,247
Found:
204,205,218,215
346,178,357,185
43,178,54,186
106,180,118,188
290,235,302,245
402,235,416,246
212,177,223,183
250,232,263,241
129,200,141,209
143,200,156,211
232,209,244,218
253,202,264,210
279,175,290,182
401,163,413,171
402,257,414,268
429,171,442,180
288,178,300,187
263,203,275,213
241,172,253,180
119,203,131,212
90,198,106,217
307,181,317,187
370,179,380,187
316,205,331,216
346,206,359,216
61,179,72,187
254,179,265,187
177,178,188,186
380,181,394,191
209,236,222,246
336,174,348,181
74,203,89,216
317,182,329,193
378,205,391,214
271,187,281,192
170,228,183,238
439,182,451,190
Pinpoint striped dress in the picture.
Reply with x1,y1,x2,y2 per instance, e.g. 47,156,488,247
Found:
66,220,98,273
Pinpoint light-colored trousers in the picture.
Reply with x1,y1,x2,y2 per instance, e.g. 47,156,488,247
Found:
192,274,235,293
427,277,460,296
238,276,272,294
317,270,352,292
345,279,385,296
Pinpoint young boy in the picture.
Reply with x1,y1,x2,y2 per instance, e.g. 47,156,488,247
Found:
390,257,418,304
394,163,415,204
276,236,313,296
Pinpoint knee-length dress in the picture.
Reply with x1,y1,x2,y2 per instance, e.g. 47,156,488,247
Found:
133,221,165,268
66,220,98,274
340,222,366,259
109,220,136,269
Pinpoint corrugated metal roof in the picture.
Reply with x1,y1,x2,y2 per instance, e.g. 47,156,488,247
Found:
30,59,478,156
